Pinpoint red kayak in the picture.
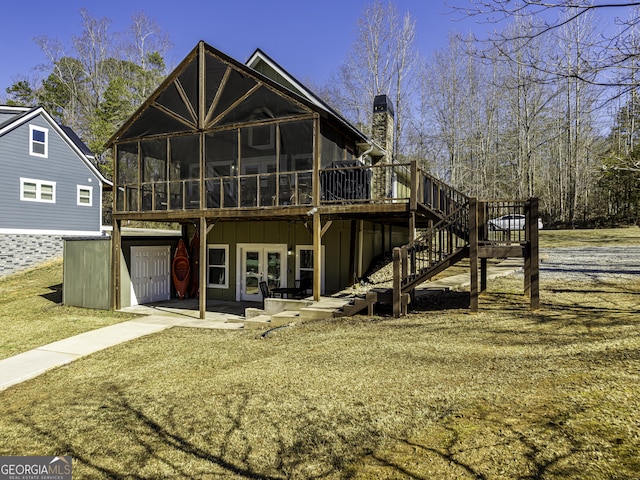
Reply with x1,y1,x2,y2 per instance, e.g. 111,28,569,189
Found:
172,239,190,299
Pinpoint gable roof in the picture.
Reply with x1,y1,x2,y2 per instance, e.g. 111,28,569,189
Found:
106,41,383,157
0,106,31,130
60,125,95,161
0,105,111,187
245,49,383,156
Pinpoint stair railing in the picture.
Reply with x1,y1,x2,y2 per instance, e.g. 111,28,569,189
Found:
392,201,470,316
419,169,469,217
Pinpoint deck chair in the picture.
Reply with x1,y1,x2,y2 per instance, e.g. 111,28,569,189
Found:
259,281,272,309
293,277,312,299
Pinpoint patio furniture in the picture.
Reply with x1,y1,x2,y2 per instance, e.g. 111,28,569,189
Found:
259,281,272,309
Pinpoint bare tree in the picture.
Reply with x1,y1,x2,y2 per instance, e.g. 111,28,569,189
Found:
331,0,418,159
449,0,640,90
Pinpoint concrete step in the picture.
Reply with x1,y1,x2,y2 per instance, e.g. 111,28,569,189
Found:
270,310,300,327
299,307,337,321
244,315,272,330
244,307,265,319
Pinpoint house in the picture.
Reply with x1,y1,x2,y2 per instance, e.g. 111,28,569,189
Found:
105,41,539,317
0,105,110,276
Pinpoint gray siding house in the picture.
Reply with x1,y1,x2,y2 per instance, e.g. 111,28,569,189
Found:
0,105,110,276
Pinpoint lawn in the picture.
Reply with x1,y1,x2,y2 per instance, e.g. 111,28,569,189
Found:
0,230,638,478
0,260,137,360
539,225,640,247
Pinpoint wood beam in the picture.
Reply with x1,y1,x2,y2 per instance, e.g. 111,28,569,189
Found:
480,258,487,294
527,198,540,310
111,218,121,311
478,245,525,258
175,78,198,124
393,247,401,318
210,84,261,126
357,219,365,279
198,43,206,129
320,220,333,238
313,212,321,302
199,217,207,319
205,67,231,127
469,198,479,313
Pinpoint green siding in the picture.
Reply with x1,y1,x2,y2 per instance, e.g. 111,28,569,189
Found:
63,238,111,309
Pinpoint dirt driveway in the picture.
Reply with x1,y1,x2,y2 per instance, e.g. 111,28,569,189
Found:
540,246,640,282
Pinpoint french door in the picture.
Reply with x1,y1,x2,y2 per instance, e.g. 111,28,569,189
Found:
238,244,286,302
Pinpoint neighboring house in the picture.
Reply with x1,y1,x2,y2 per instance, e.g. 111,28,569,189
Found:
0,105,110,276
105,41,539,315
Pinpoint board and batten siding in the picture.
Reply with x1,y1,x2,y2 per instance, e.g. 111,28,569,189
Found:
0,114,102,234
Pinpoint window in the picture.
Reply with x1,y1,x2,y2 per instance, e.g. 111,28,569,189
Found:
29,125,48,157
20,178,56,203
248,124,275,150
295,245,325,294
77,186,93,206
207,245,229,288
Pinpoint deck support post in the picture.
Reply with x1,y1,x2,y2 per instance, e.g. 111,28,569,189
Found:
111,218,122,311
469,198,479,312
525,198,540,310
357,219,365,279
313,212,322,302
409,160,418,243
480,258,487,294
199,217,207,319
393,247,401,318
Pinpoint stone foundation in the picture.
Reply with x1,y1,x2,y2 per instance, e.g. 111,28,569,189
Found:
0,234,65,277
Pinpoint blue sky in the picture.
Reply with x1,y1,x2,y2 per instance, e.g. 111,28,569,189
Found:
0,0,486,98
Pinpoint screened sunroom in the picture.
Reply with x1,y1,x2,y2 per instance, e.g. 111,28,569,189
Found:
109,41,376,218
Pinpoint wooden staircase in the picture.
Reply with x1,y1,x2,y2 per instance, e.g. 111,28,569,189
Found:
401,201,470,293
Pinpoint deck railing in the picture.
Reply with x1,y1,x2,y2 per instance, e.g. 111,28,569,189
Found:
115,162,417,213
479,200,536,245
115,161,479,214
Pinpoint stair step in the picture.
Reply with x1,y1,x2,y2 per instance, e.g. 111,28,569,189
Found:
244,307,265,319
270,310,300,327
244,315,272,330
299,307,337,321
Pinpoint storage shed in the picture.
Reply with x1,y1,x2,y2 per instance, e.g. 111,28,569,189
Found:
63,229,181,309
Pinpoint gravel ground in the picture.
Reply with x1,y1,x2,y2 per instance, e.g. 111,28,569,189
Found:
540,246,640,282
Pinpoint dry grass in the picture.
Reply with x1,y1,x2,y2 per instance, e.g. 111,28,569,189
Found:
0,230,638,478
1,273,639,478
540,225,640,248
0,259,137,359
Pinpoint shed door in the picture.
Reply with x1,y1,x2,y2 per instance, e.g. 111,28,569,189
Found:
130,246,171,305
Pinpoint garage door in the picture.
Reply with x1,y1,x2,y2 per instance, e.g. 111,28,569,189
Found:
130,246,171,305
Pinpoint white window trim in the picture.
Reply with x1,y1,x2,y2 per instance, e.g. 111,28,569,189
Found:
29,125,48,158
20,178,56,203
77,185,93,206
207,244,229,289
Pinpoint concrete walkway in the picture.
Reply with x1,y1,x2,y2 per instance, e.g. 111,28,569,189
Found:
0,310,244,393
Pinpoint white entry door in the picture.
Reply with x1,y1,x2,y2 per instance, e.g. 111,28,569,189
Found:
238,244,286,302
130,245,171,305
